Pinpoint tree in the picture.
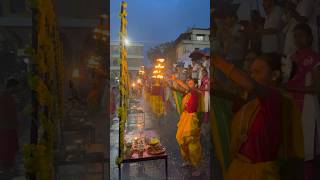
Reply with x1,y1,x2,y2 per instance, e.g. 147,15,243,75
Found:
147,41,176,67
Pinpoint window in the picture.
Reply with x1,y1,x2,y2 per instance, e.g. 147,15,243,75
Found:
196,35,204,41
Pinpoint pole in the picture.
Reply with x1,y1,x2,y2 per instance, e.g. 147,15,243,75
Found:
29,7,38,180
118,1,125,179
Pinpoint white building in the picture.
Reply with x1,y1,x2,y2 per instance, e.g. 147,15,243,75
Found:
175,28,210,66
110,41,144,80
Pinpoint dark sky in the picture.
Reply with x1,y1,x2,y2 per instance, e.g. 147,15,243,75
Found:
110,0,210,66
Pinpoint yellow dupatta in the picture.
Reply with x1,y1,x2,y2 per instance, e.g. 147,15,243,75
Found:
225,92,304,180
226,98,280,180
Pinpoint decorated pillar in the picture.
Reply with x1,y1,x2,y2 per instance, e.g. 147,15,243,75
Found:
117,0,129,170
24,0,64,179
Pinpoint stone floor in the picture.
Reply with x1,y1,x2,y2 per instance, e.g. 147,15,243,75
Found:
110,97,222,180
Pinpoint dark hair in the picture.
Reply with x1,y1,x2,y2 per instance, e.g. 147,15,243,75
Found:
294,23,313,45
202,68,208,74
256,53,282,82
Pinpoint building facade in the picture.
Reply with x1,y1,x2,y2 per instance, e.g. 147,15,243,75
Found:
175,28,210,66
110,41,144,82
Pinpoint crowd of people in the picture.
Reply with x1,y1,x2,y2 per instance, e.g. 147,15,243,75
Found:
162,0,320,179
212,0,320,179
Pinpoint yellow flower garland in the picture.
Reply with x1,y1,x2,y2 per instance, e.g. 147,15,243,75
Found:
117,1,130,165
24,0,64,179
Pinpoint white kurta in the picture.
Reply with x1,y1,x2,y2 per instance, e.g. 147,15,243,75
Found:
282,18,298,82
234,0,266,21
204,90,210,112
261,6,283,53
302,64,320,160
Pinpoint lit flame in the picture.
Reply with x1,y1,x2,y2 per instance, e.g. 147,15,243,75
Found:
157,58,165,63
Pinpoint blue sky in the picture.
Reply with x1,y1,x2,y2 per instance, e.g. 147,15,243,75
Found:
110,0,210,66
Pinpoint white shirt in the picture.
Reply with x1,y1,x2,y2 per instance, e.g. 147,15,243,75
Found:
203,60,210,75
261,6,283,53
192,63,200,79
282,17,298,82
234,0,266,21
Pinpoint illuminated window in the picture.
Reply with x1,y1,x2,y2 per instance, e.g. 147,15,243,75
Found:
196,35,204,41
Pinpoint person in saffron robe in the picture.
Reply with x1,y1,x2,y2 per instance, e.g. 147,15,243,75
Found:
285,23,320,180
212,53,304,180
167,77,203,176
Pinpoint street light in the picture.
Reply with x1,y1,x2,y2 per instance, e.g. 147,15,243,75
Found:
124,38,130,46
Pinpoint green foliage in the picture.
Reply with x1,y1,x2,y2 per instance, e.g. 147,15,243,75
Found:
147,41,176,64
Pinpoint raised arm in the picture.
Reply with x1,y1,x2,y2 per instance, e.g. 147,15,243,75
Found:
212,55,258,93
174,79,190,91
165,80,187,94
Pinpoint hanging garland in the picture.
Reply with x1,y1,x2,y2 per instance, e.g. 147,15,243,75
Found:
24,0,64,179
116,1,129,165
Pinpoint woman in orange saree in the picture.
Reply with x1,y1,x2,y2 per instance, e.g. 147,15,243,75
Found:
212,53,304,180
168,77,203,176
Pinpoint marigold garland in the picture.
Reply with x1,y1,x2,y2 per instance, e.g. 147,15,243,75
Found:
23,0,64,179
116,1,130,165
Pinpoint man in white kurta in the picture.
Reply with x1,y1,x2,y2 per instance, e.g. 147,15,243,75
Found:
261,0,283,53
282,4,298,82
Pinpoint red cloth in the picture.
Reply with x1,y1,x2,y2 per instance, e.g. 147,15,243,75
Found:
239,88,282,163
185,90,199,113
286,48,320,110
0,91,18,129
199,75,209,94
151,86,165,97
0,130,18,167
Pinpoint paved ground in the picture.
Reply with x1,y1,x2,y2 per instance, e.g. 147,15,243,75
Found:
110,97,223,180
2,94,222,180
